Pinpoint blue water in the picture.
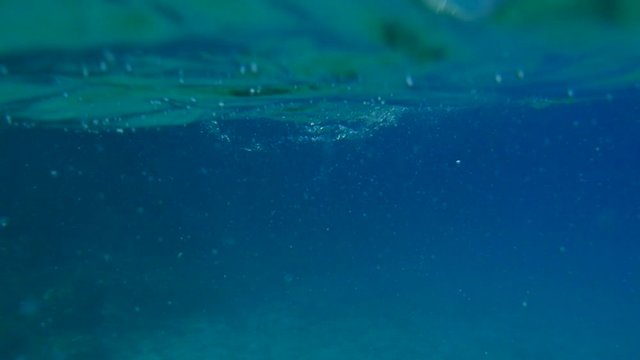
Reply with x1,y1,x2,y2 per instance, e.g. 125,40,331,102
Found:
1,94,639,358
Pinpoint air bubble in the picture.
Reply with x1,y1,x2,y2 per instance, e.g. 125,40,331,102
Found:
405,75,414,87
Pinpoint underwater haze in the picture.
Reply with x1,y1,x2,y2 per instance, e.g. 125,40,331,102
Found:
1,0,640,359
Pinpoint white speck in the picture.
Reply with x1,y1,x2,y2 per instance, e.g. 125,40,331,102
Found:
218,101,225,107
50,170,59,178
455,159,461,165
99,61,108,72
494,73,503,84
516,69,525,79
116,128,124,133
177,252,183,258
522,301,528,308
250,62,258,73
405,75,414,87
0,217,8,227
567,88,575,98
5,115,12,125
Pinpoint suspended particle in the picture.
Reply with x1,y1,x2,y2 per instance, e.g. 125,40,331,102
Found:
405,75,414,87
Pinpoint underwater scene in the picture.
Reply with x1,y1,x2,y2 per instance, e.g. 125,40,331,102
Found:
1,0,639,359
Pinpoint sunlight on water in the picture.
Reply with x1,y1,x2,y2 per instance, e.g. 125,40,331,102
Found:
422,0,501,20
0,0,638,139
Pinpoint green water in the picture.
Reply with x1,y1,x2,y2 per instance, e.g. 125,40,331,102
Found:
1,0,639,131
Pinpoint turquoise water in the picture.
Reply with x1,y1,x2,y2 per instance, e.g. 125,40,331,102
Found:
1,1,640,359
